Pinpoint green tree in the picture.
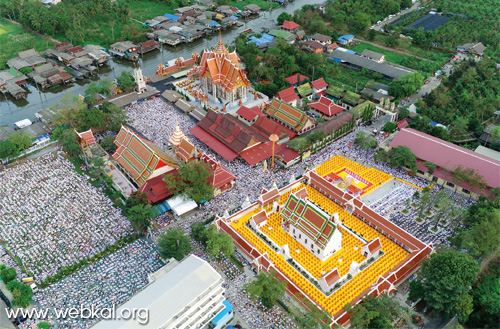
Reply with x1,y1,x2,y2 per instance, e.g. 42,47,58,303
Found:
205,226,234,259
244,270,286,309
469,275,500,327
292,293,331,329
368,29,377,41
389,146,416,170
163,161,213,204
100,135,117,152
0,267,17,283
76,107,107,130
126,203,154,233
344,294,409,329
157,228,192,261
37,322,52,329
6,280,33,307
423,161,436,175
100,102,130,132
409,279,424,301
389,72,425,98
277,12,292,26
454,293,474,323
9,131,32,153
350,12,371,32
116,71,136,91
287,137,309,152
383,122,397,133
354,131,377,150
0,140,19,159
59,129,81,158
421,251,479,317
190,222,208,245
452,166,487,190
398,107,410,120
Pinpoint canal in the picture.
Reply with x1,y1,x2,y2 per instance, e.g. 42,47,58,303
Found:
0,0,320,127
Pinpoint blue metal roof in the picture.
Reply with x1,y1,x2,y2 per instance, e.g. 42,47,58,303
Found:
152,200,171,216
246,33,275,46
211,300,233,323
163,13,180,21
230,15,238,20
209,21,220,27
338,34,355,42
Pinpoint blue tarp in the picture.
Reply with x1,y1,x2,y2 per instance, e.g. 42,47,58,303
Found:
338,34,355,42
209,21,220,27
345,50,356,54
211,300,233,324
152,200,171,216
163,13,180,21
36,134,50,141
230,15,238,20
246,33,275,46
430,120,438,126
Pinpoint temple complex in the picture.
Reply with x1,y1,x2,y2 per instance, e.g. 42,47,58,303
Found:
193,35,251,105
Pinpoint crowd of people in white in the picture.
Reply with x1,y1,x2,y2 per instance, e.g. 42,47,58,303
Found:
0,152,132,284
18,240,163,329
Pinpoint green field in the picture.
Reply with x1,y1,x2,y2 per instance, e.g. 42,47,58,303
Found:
230,0,280,11
0,19,54,70
350,40,449,75
125,0,178,22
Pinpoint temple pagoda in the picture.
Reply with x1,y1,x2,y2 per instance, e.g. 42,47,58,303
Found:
193,34,251,105
168,123,187,148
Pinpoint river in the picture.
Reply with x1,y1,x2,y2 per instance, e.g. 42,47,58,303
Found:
0,0,320,127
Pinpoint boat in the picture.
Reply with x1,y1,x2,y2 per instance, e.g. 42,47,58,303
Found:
238,28,252,35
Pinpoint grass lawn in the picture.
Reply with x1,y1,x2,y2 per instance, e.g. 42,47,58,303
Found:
0,19,54,70
350,41,447,75
126,0,178,22
230,0,280,11
326,61,391,91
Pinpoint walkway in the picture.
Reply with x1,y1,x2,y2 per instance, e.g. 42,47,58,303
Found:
395,177,423,190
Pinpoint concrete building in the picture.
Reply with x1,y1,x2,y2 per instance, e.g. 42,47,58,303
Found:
93,255,227,329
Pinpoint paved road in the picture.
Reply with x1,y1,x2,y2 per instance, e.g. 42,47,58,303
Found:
371,1,422,32
406,52,466,112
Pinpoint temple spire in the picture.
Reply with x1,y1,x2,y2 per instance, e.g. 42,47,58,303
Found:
214,30,228,54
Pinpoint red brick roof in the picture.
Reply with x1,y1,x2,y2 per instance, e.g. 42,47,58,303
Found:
281,20,300,30
390,128,500,189
365,238,382,254
302,40,323,50
285,73,309,85
309,96,344,117
278,87,300,103
276,147,300,163
325,268,340,286
75,129,96,146
328,43,339,49
252,210,268,225
236,106,264,121
311,78,328,90
396,119,409,129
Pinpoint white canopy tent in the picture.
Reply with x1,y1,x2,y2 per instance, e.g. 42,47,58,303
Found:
167,194,197,217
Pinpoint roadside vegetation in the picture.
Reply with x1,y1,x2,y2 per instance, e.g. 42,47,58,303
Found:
0,18,53,69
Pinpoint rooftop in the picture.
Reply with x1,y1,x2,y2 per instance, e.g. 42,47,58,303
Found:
92,255,222,329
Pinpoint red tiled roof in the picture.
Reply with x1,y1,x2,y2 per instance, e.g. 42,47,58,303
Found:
175,138,195,162
365,238,382,254
285,73,309,85
67,46,84,54
328,43,339,49
276,147,300,163
396,119,409,129
311,78,328,90
138,169,178,203
281,20,300,30
309,96,344,117
278,87,300,103
240,141,287,166
236,106,264,121
390,128,500,189
325,268,340,286
252,116,289,140
189,125,239,161
75,129,96,146
302,40,323,50
252,210,268,225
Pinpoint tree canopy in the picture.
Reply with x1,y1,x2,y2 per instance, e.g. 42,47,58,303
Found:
420,251,479,319
6,280,33,307
157,228,192,261
205,226,234,259
163,161,213,204
389,72,424,99
354,131,377,150
389,146,416,170
244,270,286,309
0,267,17,283
344,294,409,329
